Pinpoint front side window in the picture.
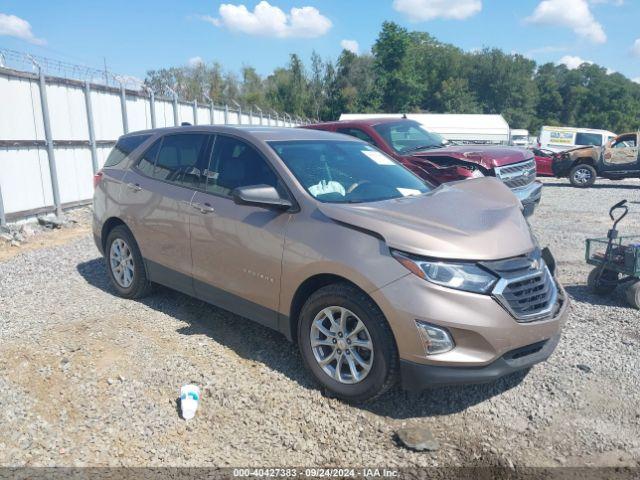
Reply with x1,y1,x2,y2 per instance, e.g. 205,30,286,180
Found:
611,135,637,148
269,140,430,204
207,135,280,197
373,121,445,154
104,134,151,167
575,132,603,147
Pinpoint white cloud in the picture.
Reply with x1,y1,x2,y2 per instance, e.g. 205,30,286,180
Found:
204,1,331,38
393,0,481,21
0,13,45,45
606,67,616,75
590,0,623,5
188,56,204,67
557,55,593,69
526,0,606,44
632,39,640,57
633,77,640,84
340,39,359,54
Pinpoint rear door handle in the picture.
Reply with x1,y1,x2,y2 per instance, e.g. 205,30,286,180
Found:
193,202,215,214
127,183,142,192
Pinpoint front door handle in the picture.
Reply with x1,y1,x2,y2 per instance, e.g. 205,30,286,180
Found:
127,182,142,192
193,202,215,214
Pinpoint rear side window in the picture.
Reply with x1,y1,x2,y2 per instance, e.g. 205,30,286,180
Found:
104,134,151,167
575,132,603,147
337,128,378,147
136,133,209,189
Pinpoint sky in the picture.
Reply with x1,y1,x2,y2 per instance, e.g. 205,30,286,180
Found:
0,0,639,83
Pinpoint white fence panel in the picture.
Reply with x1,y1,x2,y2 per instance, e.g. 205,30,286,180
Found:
178,103,194,125
126,95,152,132
197,107,211,125
55,147,94,204
91,90,124,140
47,83,89,141
0,147,53,214
155,100,174,128
97,146,113,169
228,111,240,124
0,75,45,140
213,108,226,124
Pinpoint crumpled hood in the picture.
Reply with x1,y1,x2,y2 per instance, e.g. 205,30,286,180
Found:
317,177,535,261
410,145,533,169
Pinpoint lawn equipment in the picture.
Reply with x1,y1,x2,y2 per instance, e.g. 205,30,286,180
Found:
586,200,640,308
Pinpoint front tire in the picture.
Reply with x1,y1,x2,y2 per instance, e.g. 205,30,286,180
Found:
104,225,154,299
569,164,596,188
298,283,398,403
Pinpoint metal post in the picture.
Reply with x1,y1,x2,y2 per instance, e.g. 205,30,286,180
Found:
267,111,271,126
224,104,229,124
172,93,179,126
192,99,198,125
37,68,62,218
84,81,99,174
119,83,129,134
0,183,7,227
148,89,156,129
248,107,253,125
238,105,242,125
254,106,263,126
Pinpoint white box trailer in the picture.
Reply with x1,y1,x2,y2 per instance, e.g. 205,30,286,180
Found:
538,126,617,153
339,113,511,145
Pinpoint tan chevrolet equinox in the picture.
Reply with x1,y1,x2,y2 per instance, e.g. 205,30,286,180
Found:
93,125,568,402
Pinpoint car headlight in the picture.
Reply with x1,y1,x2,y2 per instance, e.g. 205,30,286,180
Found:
391,250,498,293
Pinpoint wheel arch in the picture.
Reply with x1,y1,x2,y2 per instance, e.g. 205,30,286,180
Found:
100,217,131,252
572,157,596,168
287,273,379,345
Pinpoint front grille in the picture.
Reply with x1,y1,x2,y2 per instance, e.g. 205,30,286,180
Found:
500,268,556,320
494,159,537,189
483,251,559,323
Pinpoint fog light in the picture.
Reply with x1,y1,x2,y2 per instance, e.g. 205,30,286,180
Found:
416,321,454,355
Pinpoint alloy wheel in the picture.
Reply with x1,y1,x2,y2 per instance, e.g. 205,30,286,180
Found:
109,238,135,288
309,306,374,384
573,167,593,185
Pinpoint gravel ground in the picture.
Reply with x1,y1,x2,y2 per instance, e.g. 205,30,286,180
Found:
0,178,639,468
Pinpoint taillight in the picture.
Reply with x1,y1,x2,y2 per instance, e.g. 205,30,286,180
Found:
93,170,104,189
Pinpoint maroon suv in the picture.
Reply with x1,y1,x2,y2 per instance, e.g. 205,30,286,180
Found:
304,118,542,216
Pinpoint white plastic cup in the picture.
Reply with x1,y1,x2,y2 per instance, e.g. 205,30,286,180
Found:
180,384,200,420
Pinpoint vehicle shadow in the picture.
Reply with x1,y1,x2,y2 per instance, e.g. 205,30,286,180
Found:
542,182,640,190
564,283,629,308
77,257,527,419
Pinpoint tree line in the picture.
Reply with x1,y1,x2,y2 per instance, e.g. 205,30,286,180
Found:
145,21,640,134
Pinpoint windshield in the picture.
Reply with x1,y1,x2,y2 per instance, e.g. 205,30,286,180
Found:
269,140,430,204
373,121,445,154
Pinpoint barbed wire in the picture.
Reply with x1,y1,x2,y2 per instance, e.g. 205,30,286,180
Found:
0,48,144,89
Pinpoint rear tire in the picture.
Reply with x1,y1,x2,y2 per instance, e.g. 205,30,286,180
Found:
104,225,154,299
587,267,618,295
569,164,596,188
297,283,398,403
625,281,640,309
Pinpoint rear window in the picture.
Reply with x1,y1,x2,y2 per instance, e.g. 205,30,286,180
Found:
575,132,603,147
104,134,151,167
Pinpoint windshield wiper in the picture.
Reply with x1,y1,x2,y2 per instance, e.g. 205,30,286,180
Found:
401,144,443,154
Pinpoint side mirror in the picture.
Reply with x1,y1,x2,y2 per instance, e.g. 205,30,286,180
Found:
231,185,293,210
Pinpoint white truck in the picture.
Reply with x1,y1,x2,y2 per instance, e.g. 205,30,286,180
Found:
538,126,617,153
510,129,530,147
